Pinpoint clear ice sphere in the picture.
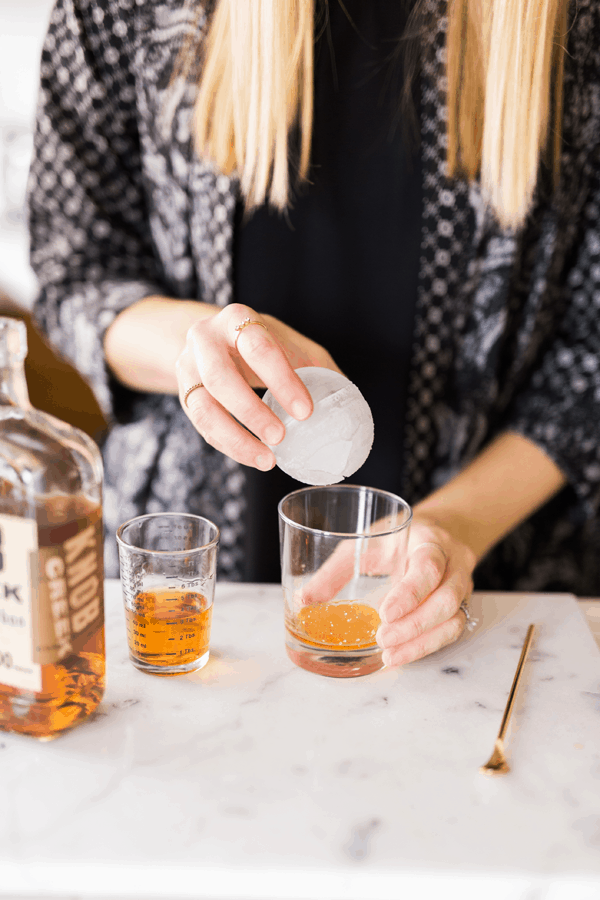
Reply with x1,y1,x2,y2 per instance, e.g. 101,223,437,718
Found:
262,367,374,485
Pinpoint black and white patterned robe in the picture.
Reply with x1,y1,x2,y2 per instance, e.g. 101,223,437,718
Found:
28,0,600,593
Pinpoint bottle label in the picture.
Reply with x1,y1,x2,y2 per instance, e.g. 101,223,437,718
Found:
35,508,104,666
0,514,42,692
0,508,104,693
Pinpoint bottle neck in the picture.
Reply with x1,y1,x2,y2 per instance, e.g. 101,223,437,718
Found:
0,360,31,409
0,318,31,409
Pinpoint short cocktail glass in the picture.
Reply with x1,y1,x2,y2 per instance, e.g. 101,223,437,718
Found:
116,513,219,676
278,485,412,677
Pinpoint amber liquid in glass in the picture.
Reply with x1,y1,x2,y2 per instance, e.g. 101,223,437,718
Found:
0,498,105,741
126,588,212,673
0,632,105,741
286,601,380,651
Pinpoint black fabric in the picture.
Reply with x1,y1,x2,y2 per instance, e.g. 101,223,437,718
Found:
235,0,422,581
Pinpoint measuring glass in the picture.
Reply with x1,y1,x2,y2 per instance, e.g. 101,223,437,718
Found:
279,485,412,677
116,513,219,675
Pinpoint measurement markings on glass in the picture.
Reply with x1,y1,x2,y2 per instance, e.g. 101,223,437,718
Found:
126,589,212,664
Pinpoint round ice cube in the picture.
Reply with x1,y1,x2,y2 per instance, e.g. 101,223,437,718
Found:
262,367,374,485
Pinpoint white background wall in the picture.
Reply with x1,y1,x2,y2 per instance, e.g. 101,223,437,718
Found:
0,0,54,307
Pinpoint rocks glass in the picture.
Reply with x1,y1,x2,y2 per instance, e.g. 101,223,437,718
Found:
278,485,412,677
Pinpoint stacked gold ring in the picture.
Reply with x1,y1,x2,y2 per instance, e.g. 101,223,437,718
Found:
234,317,268,351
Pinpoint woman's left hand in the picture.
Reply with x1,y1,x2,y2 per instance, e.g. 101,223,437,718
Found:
376,515,477,667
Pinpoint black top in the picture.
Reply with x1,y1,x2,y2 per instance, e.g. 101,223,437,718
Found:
235,0,422,581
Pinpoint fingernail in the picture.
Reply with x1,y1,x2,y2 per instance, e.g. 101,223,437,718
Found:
291,401,311,420
256,454,275,471
265,425,283,445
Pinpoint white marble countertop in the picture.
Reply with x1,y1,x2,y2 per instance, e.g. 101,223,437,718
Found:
1,581,600,900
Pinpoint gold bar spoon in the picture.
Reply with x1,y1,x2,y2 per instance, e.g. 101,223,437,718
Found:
480,623,536,776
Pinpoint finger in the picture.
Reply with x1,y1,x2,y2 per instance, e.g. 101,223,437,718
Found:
186,389,277,470
378,541,448,624
223,304,313,421
299,538,357,606
381,611,466,668
176,346,205,407
186,313,291,450
299,523,409,606
377,568,473,649
177,345,276,470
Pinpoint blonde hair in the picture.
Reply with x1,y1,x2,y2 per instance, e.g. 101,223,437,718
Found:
191,0,569,229
447,0,569,228
192,0,314,209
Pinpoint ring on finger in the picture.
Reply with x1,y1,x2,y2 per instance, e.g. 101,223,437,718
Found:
416,541,448,561
234,317,268,352
183,382,205,408
459,597,478,632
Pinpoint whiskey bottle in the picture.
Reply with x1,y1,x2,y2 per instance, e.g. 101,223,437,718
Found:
0,317,105,739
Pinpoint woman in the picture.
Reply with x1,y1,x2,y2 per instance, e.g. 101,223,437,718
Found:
28,0,600,667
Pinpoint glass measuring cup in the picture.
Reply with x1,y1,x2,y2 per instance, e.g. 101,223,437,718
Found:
116,513,219,675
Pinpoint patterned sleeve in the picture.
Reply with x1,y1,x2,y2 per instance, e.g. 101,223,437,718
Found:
505,177,600,520
27,0,163,420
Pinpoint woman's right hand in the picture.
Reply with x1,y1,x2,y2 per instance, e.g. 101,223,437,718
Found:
176,302,343,470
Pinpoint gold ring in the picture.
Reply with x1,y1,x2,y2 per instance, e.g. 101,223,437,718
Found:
234,317,268,351
183,382,205,408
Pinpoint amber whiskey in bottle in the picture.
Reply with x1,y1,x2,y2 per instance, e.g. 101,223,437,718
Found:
0,318,105,739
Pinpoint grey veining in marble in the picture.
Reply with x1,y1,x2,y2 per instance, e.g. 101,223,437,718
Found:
1,582,599,900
